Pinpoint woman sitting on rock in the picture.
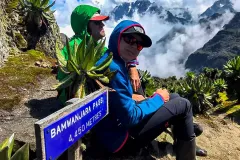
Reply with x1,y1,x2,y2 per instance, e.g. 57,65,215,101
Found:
94,20,196,160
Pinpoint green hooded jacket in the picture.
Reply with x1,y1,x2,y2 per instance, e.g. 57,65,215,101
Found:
56,5,107,104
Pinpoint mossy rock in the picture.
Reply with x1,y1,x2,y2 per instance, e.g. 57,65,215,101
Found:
156,130,174,144
13,31,27,49
9,47,20,56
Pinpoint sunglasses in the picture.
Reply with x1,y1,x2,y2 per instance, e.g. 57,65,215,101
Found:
92,21,103,26
122,34,143,51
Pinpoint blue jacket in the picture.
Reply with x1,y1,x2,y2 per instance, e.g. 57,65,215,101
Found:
95,20,164,153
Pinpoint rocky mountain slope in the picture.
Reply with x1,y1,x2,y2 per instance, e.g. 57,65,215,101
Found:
200,0,235,18
109,0,192,24
185,12,240,72
0,0,62,66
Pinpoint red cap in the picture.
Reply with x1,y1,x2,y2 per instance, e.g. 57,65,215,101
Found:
90,13,109,21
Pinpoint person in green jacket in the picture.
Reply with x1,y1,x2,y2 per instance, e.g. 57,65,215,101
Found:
57,4,141,104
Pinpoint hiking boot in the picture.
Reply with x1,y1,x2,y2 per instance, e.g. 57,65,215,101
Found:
196,145,207,157
176,138,196,160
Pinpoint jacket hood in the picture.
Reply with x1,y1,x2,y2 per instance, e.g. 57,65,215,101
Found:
108,20,145,62
71,5,100,38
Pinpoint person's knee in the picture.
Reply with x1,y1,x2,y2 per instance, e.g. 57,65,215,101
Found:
178,97,192,113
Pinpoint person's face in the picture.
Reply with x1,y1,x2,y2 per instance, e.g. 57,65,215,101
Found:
119,34,143,62
88,20,105,41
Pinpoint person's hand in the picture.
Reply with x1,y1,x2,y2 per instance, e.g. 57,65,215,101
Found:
128,67,140,92
132,94,145,102
155,88,170,102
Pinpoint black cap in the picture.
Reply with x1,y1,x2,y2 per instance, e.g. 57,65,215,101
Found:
122,26,152,47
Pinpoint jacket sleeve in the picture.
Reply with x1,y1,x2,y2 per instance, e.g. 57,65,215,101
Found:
109,70,164,127
126,59,139,67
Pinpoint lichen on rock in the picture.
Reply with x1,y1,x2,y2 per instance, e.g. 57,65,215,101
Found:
13,31,27,49
35,22,63,58
0,0,10,66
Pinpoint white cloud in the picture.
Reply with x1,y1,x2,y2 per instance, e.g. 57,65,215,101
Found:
151,0,216,14
53,0,82,37
232,0,240,11
59,25,75,38
133,11,234,78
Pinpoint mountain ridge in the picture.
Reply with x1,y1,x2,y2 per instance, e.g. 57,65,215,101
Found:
109,0,193,24
185,12,240,72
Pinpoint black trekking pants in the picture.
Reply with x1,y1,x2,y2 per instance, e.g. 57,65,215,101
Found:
118,93,195,153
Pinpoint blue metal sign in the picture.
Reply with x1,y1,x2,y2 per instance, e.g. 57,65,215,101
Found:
43,91,108,160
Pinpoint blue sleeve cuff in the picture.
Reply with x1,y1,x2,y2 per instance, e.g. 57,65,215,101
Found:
127,59,139,66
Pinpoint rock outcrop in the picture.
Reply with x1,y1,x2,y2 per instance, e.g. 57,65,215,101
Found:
0,0,10,66
0,0,63,66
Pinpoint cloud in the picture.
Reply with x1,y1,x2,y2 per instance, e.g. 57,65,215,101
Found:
232,0,240,11
59,25,75,38
53,0,83,37
127,11,234,78
151,0,215,12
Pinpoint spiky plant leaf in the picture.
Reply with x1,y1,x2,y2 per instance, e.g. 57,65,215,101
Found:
77,35,87,65
92,38,106,65
180,75,215,114
43,0,56,12
42,12,55,22
59,66,70,74
34,0,41,7
73,40,78,61
55,34,115,101
10,143,29,160
0,146,8,160
103,69,117,80
98,76,110,84
82,36,94,69
56,44,67,67
87,72,104,78
74,76,86,99
19,0,25,7
90,52,113,71
53,73,75,90
224,56,240,80
86,47,96,71
21,0,56,37
214,79,227,92
0,133,15,159
65,38,74,63
40,0,50,8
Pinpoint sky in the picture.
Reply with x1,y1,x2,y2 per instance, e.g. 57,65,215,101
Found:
53,0,240,78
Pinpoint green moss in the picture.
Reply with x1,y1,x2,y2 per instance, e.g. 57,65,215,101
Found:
0,50,53,111
9,48,19,55
13,32,27,49
0,96,21,110
26,49,45,58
